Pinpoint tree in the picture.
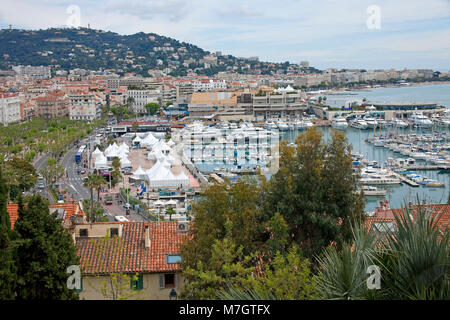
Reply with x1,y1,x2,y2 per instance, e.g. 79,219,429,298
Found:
145,102,160,116
316,199,449,300
219,245,320,300
181,219,256,300
3,157,37,201
132,121,139,134
83,174,106,221
14,195,80,299
82,199,109,223
261,127,365,259
0,169,16,299
166,206,176,221
39,157,65,199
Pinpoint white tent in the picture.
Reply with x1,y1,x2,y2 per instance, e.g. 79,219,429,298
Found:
120,156,132,169
142,133,159,148
166,139,176,148
132,167,146,180
132,135,143,145
94,153,109,170
118,142,130,154
153,200,165,207
92,147,103,160
153,140,172,155
146,160,190,188
147,148,166,162
165,199,177,207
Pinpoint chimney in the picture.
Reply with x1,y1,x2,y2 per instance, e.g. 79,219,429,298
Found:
384,199,389,210
379,200,384,210
144,226,150,248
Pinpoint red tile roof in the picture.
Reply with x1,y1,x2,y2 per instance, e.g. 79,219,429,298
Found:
6,202,83,229
76,221,187,275
366,201,450,233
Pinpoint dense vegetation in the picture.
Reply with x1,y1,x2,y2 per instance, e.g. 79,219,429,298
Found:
0,28,319,77
0,118,104,160
0,171,80,299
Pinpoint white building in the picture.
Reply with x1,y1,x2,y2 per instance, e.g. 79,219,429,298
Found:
193,79,227,92
128,89,160,115
0,93,21,125
12,65,51,79
69,93,99,121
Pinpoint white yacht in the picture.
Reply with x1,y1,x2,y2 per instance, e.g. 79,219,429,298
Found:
350,118,368,130
360,168,401,185
362,186,387,197
264,120,278,130
389,118,408,128
276,121,289,131
409,112,433,128
331,116,348,130
364,116,378,129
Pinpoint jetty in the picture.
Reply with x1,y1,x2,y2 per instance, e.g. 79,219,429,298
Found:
392,172,419,187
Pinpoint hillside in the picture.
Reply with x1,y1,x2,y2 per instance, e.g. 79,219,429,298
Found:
0,28,320,77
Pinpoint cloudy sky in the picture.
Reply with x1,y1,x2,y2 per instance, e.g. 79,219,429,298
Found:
1,0,449,70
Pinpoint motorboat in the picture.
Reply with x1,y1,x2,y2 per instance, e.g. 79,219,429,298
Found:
350,118,368,130
364,116,378,128
331,116,348,130
264,120,278,130
362,186,387,196
409,112,433,128
276,121,289,131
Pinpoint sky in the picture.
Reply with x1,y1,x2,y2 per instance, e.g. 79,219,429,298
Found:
0,0,449,71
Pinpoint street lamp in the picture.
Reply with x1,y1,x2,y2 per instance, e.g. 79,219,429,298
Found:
169,288,178,300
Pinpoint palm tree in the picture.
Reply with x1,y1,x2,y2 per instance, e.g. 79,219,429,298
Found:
316,199,449,300
83,174,106,221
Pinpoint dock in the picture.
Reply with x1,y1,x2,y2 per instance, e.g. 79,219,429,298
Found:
392,172,419,187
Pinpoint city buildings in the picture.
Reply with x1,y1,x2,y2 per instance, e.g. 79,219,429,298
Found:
69,92,101,121
0,92,21,125
36,90,69,119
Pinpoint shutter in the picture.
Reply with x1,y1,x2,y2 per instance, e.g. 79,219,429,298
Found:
175,273,178,288
138,275,143,290
75,277,83,293
159,274,165,289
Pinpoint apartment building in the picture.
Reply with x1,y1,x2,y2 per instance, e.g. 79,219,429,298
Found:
12,65,51,79
128,89,160,115
0,92,21,125
252,88,307,121
69,92,100,121
193,78,227,92
36,90,69,119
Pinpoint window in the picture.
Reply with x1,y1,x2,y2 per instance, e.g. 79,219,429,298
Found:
159,273,176,289
79,229,88,237
110,228,119,237
130,274,143,291
166,255,182,264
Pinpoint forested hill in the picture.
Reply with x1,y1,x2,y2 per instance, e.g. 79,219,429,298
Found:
0,28,320,77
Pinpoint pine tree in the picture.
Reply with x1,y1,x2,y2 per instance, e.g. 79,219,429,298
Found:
14,195,80,299
0,169,16,299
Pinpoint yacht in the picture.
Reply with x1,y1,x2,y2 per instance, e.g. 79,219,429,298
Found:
360,168,401,185
409,112,433,128
350,118,368,130
389,118,408,128
364,116,378,129
276,121,289,131
264,120,278,130
362,186,387,197
331,116,348,130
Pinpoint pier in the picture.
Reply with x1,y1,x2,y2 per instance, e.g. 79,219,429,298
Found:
392,172,419,187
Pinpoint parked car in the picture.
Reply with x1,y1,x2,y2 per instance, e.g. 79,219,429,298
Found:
104,195,113,205
38,182,45,189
